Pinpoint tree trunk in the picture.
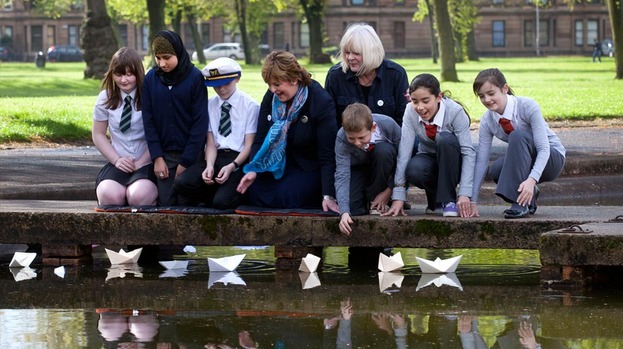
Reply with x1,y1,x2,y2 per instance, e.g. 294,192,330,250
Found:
146,0,166,55
81,0,118,79
432,0,458,81
424,0,438,64
466,28,478,61
300,0,331,64
605,0,622,79
234,0,254,65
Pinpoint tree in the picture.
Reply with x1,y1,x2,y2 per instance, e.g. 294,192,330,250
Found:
432,0,458,81
413,0,439,64
300,0,331,63
81,0,119,79
146,0,166,49
605,0,622,79
448,0,479,62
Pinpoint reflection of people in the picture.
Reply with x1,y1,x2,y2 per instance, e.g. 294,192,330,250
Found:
237,51,338,212
370,313,408,349
592,39,602,63
92,47,157,206
175,57,259,208
492,317,565,349
335,103,401,235
98,313,160,348
458,316,487,349
142,30,209,205
384,73,475,218
471,68,565,219
325,22,409,127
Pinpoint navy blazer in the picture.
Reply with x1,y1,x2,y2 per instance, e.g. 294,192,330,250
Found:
251,80,338,197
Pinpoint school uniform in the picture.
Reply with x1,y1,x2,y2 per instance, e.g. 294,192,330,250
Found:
334,114,401,216
246,79,338,209
472,95,566,204
175,89,259,209
392,98,475,210
93,89,155,189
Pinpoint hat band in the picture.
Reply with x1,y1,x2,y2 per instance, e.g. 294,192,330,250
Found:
205,72,241,81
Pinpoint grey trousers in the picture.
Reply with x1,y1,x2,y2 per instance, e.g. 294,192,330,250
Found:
489,129,565,203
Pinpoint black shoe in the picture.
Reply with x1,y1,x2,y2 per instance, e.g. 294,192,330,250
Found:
528,186,539,214
504,206,529,219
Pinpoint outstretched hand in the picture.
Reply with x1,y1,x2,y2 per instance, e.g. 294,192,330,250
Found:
237,172,257,194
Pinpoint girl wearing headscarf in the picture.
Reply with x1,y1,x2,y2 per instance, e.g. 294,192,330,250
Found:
142,30,209,205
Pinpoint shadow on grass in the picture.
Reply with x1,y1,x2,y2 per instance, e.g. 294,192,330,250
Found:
0,117,91,143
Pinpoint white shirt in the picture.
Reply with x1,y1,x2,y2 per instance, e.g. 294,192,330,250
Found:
207,88,259,152
92,89,148,160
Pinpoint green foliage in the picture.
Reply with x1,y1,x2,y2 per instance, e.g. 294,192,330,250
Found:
28,0,78,19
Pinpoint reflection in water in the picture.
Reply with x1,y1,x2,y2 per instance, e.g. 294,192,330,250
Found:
1,247,623,347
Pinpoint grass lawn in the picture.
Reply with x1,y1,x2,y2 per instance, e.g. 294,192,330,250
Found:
0,56,621,144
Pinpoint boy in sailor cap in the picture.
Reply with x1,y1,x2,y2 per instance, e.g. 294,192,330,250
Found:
175,57,259,209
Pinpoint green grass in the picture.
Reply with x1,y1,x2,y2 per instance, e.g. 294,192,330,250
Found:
0,56,621,144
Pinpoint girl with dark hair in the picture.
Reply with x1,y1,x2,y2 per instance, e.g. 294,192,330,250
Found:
471,68,565,218
384,73,475,218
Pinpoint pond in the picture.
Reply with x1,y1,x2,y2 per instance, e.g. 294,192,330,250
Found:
1,246,623,348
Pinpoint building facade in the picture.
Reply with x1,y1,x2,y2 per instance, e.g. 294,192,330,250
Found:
0,0,611,61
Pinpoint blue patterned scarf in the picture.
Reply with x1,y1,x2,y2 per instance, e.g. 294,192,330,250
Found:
244,85,309,179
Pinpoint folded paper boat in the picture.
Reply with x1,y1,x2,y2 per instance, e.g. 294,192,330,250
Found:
415,255,462,274
159,260,190,270
299,272,321,289
416,273,463,291
298,253,321,273
9,252,36,268
105,248,143,265
208,271,246,288
10,267,37,282
378,271,404,292
378,251,404,272
207,254,245,272
54,266,65,278
159,269,188,278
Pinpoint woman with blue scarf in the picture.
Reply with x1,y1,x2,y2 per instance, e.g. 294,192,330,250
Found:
237,51,339,212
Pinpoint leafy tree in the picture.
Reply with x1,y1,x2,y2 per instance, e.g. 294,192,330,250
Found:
413,0,439,64
448,0,479,62
81,0,119,79
300,0,331,63
432,0,458,81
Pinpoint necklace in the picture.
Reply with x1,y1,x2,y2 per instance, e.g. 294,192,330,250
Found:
358,71,376,87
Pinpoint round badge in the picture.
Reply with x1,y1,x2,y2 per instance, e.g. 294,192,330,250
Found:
267,114,272,121
377,100,384,107
301,115,309,123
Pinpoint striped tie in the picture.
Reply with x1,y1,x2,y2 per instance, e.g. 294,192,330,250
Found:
219,101,232,137
120,95,132,133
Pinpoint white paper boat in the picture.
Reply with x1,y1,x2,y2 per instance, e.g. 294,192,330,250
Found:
378,271,404,292
208,271,246,288
105,248,143,265
416,273,463,291
105,265,143,281
378,251,404,272
54,266,65,278
159,269,188,278
207,254,245,272
299,272,321,289
9,252,36,268
298,253,321,273
415,255,462,273
159,260,190,270
183,245,196,253
10,267,37,282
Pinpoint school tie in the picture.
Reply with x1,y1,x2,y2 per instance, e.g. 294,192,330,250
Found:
424,123,437,141
364,143,375,152
120,95,132,133
499,118,514,135
219,101,232,137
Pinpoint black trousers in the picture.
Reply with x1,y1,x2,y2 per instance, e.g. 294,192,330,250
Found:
349,142,397,216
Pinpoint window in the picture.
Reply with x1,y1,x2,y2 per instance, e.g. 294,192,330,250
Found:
300,22,309,48
46,25,55,47
31,25,43,51
574,20,583,46
492,21,505,47
587,19,599,43
492,0,504,4
394,22,405,49
273,22,284,52
118,24,128,47
2,0,12,10
142,25,149,51
539,20,549,46
201,23,210,47
524,20,533,47
68,25,79,46
4,26,12,38
351,0,364,5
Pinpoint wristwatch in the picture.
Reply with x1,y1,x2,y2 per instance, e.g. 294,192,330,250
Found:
323,195,336,201
232,160,240,171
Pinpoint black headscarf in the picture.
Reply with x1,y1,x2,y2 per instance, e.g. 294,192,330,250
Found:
152,30,193,86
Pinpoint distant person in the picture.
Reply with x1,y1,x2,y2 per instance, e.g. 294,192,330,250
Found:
92,47,157,206
335,103,401,235
237,51,339,212
384,73,475,218
471,68,565,219
175,57,259,209
142,30,209,205
325,22,409,127
592,38,602,63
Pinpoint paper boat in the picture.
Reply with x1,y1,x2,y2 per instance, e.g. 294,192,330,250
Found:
159,260,190,270
416,273,463,291
299,272,321,289
9,252,36,268
207,254,245,272
378,251,404,272
208,271,246,288
298,253,321,273
105,248,143,265
183,245,196,253
105,265,143,281
415,255,462,273
159,269,188,278
10,267,37,282
378,271,404,292
54,266,65,278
